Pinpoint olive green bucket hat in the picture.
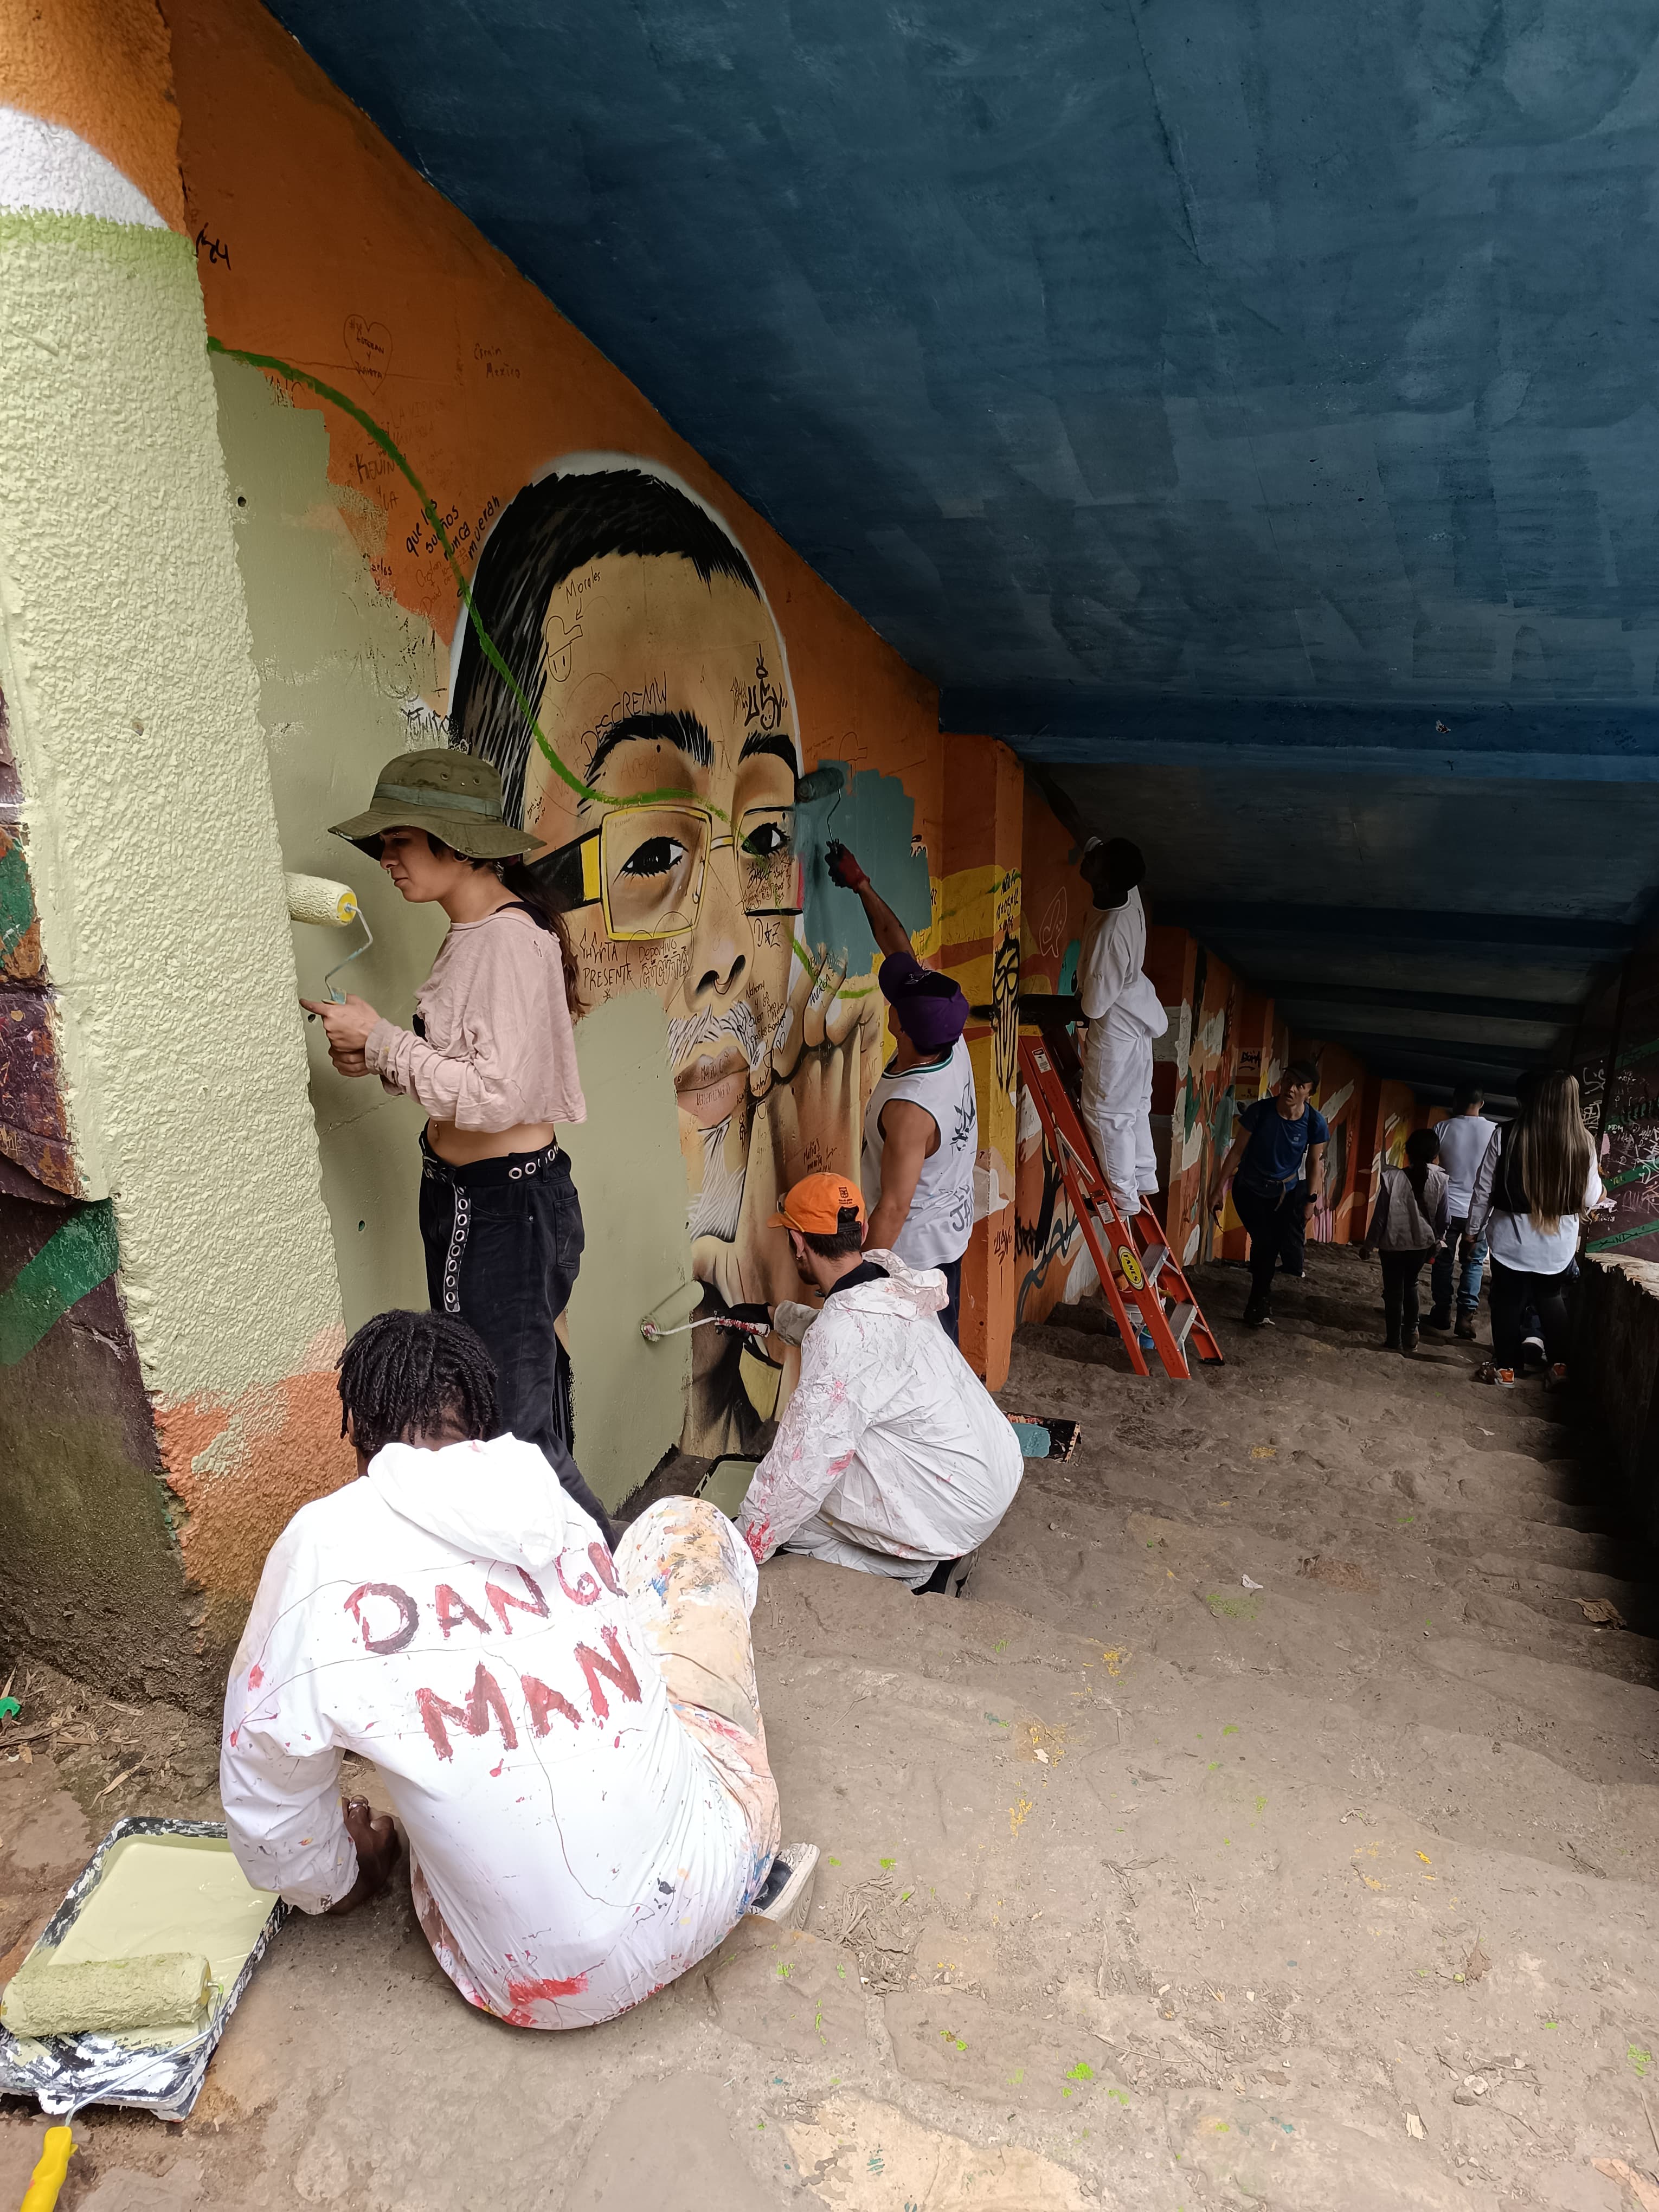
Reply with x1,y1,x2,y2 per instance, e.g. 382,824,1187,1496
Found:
329,750,544,860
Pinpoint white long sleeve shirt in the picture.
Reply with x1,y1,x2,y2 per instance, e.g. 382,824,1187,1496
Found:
1467,1131,1602,1275
738,1253,1023,1567
221,1436,759,2028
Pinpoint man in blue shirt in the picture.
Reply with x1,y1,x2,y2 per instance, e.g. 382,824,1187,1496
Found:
1207,1060,1329,1328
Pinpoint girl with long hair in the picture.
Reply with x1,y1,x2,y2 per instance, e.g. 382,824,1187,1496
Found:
1465,1068,1601,1388
1360,1126,1448,1354
303,748,614,1536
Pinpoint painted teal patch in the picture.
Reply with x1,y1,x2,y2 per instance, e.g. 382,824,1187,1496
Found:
0,834,35,964
0,1201,118,1366
1057,937,1081,995
799,763,930,975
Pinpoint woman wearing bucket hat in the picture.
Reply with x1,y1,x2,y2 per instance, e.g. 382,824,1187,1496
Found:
302,749,612,1534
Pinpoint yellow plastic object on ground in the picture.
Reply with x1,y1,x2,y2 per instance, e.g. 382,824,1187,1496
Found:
19,2125,74,2210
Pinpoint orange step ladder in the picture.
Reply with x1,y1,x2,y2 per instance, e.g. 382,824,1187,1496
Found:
1019,1027,1222,1379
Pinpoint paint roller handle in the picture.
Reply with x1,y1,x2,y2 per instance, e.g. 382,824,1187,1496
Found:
825,840,867,892
19,2126,74,2211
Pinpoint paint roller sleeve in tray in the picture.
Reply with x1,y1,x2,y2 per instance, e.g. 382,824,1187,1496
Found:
0,1818,287,2121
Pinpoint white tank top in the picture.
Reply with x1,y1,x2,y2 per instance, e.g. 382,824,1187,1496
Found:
861,1038,978,1267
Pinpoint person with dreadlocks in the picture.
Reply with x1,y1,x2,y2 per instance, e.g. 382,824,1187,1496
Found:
220,1310,782,2029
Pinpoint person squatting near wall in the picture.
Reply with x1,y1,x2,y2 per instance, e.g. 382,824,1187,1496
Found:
222,1311,779,2029
301,751,615,1536
1423,1082,1497,1342
1468,1069,1604,1391
1075,838,1167,1220
739,1174,1023,1593
826,842,978,1344
1207,1059,1329,1329
1361,1127,1449,1355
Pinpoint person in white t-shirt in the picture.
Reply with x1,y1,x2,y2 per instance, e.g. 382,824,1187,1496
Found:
1465,1069,1602,1390
826,843,977,1343
1075,838,1168,1219
1423,1082,1497,1341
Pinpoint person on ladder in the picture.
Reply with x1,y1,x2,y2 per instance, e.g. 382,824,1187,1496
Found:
1075,838,1168,1221
826,842,977,1343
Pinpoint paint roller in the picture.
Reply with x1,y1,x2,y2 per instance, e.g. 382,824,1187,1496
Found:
285,870,375,1004
1,1950,214,2039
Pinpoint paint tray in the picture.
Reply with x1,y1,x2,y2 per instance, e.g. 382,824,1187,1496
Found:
697,1455,761,1520
0,1816,286,2121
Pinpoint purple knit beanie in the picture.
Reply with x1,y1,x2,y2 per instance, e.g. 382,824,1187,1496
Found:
879,951,969,1052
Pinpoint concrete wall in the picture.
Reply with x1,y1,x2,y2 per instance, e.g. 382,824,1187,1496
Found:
1573,1256,1659,1554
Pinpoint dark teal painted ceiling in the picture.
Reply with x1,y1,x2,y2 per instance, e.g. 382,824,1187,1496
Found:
263,0,1659,1092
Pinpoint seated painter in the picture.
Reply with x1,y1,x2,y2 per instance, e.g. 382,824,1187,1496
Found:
737,1174,1023,1594
220,1310,780,2030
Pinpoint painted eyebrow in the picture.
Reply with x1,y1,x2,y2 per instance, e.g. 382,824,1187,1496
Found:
585,710,713,787
737,729,800,774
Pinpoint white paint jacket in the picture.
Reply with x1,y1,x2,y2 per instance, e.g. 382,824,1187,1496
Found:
738,1252,1024,1567
1078,888,1168,1045
221,1436,762,2028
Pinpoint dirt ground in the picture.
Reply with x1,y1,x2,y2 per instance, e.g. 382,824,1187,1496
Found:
4,1243,1659,2210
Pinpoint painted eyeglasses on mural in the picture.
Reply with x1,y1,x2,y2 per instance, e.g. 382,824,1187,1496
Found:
541,802,803,940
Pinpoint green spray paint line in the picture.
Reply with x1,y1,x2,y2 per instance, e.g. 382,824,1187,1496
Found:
0,833,35,964
205,340,723,821
1585,1215,1659,1253
0,1200,118,1366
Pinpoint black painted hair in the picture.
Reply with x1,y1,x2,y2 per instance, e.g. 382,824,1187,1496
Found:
801,1205,867,1261
1282,1058,1319,1089
337,1309,498,1459
450,467,762,829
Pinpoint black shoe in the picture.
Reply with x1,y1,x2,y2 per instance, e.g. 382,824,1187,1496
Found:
1401,1333,1419,1355
1422,1309,1452,1335
1243,1298,1274,1329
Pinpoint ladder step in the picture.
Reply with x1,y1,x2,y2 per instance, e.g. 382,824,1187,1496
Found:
1167,1302,1199,1348
1139,1241,1169,1284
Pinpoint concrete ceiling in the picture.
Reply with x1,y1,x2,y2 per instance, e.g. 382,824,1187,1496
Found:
263,0,1659,1095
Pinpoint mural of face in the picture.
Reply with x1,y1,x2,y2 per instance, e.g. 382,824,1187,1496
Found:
453,464,881,1454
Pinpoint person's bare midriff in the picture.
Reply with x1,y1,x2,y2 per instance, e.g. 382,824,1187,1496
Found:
425,1119,558,1166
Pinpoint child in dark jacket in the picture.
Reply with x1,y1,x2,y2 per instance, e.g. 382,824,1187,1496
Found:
1361,1128,1450,1354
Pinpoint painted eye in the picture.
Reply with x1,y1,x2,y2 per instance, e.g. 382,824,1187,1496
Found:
742,819,790,859
618,836,689,880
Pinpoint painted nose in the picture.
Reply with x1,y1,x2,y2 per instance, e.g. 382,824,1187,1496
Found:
687,845,750,1005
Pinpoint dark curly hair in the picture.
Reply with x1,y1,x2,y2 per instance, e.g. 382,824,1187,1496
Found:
337,1309,498,1459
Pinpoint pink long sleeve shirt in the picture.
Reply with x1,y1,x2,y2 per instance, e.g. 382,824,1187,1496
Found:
364,904,586,1131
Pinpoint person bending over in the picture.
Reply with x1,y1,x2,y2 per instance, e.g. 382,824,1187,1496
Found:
1207,1060,1328,1328
737,1174,1023,1594
221,1310,779,2030
826,842,977,1342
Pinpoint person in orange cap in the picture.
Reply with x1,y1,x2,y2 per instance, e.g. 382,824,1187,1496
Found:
736,1173,1023,1595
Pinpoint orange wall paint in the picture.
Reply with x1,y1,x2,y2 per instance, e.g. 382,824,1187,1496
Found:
0,0,187,229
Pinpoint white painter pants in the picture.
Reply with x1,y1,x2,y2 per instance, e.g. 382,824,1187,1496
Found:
1082,1009,1158,1218
781,1509,940,1590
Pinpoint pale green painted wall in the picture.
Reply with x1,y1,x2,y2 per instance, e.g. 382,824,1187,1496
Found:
211,354,445,1330
0,211,340,1398
560,993,695,1508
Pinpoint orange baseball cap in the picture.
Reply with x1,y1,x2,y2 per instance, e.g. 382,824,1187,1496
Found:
768,1172,866,1235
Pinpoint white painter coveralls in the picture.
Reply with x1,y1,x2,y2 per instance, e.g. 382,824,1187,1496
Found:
738,1252,1023,1586
222,1437,779,2029
1078,885,1168,1217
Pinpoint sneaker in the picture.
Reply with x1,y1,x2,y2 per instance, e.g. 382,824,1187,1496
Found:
1454,1315,1478,1341
1242,1298,1274,1329
1474,1362,1514,1387
1544,1362,1568,1393
1422,1309,1452,1335
745,1842,821,1929
1401,1333,1419,1355
1380,1335,1403,1352
1521,1333,1546,1374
